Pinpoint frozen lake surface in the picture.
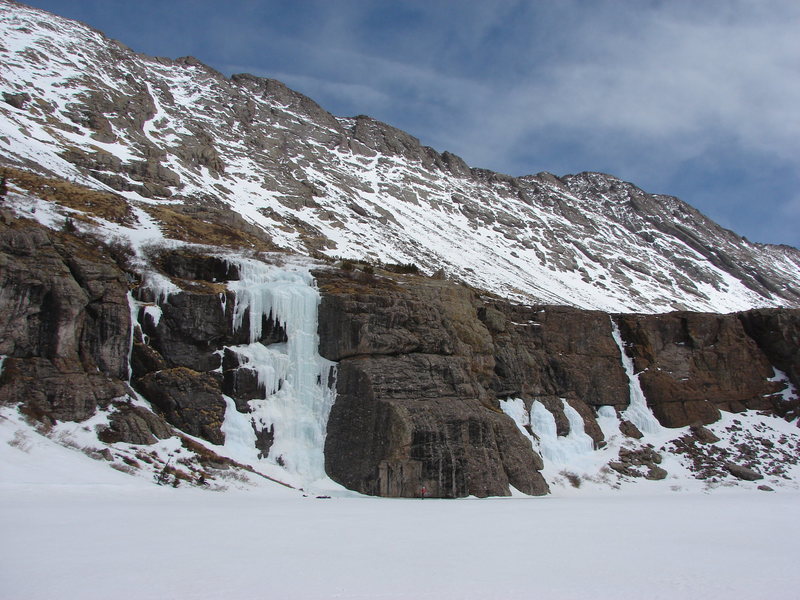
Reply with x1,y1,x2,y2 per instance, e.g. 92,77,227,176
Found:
2,480,798,600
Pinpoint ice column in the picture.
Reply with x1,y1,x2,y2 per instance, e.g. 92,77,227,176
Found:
610,317,662,434
227,259,336,481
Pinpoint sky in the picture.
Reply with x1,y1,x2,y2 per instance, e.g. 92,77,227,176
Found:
21,0,800,248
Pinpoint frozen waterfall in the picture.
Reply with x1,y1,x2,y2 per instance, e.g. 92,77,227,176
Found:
610,318,662,434
225,258,337,482
500,398,594,465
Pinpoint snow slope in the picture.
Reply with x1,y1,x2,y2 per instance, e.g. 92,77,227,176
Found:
6,393,797,599
1,0,799,312
3,399,800,599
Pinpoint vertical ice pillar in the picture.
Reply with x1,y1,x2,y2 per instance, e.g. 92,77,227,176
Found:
227,259,337,482
610,317,661,434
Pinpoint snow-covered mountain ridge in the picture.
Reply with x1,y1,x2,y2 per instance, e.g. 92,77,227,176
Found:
2,0,799,313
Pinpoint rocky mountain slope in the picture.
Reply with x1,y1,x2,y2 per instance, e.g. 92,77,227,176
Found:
1,0,799,313
1,1,800,498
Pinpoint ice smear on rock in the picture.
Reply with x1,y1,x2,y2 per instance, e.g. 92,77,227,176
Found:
225,258,337,483
220,395,259,465
610,318,662,434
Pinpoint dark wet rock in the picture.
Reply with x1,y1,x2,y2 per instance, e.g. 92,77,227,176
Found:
135,367,226,445
253,422,274,459
130,341,168,380
158,249,240,282
222,367,263,408
143,290,228,372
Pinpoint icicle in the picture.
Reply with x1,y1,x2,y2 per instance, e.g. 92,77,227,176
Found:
609,317,662,434
531,400,594,464
561,400,595,452
596,405,617,419
228,342,290,396
219,292,227,316
140,271,180,306
126,291,138,382
220,395,259,464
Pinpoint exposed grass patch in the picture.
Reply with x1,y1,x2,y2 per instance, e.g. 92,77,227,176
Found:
0,165,135,225
560,470,583,488
141,203,277,250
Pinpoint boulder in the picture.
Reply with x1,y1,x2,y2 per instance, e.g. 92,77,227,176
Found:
135,367,226,445
619,420,644,439
690,424,721,444
98,405,173,445
725,463,764,481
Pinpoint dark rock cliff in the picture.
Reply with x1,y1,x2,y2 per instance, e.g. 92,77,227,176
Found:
315,268,800,495
0,215,130,422
316,270,549,498
616,312,800,426
1,217,798,496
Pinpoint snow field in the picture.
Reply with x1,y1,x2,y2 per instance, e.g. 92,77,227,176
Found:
1,481,799,600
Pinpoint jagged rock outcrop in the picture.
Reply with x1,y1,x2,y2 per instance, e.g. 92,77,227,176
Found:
136,367,226,445
738,309,800,418
97,404,173,445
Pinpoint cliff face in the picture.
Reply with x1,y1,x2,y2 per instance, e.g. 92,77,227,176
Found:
315,269,800,496
1,215,798,496
0,216,130,423
616,312,798,427
317,271,549,497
